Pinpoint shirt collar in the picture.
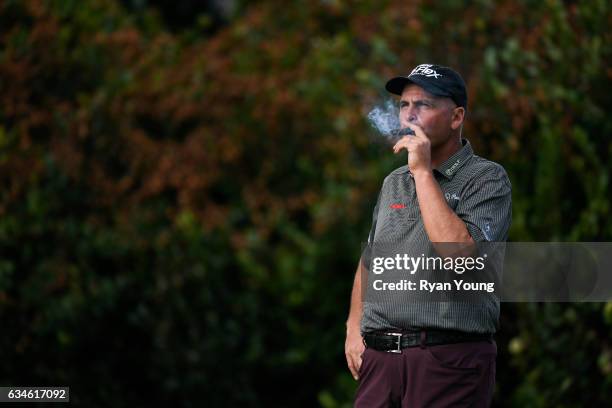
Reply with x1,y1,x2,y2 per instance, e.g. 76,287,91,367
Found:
434,138,474,180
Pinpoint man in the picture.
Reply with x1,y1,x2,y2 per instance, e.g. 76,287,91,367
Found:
345,64,512,407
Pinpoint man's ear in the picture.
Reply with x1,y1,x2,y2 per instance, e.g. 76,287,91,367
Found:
450,107,465,130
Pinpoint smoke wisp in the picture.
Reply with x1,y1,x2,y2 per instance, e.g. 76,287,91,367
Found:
366,100,414,144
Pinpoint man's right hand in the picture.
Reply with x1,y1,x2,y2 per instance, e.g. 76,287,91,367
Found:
345,329,366,380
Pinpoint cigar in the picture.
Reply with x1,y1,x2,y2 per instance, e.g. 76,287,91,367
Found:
388,127,415,143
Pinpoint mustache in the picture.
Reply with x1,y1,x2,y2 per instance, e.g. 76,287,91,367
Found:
388,127,415,143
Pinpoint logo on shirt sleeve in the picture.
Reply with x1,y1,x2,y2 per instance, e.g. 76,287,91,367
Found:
444,193,460,201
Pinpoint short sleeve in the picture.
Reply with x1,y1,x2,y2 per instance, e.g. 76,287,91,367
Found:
456,166,512,242
366,189,383,244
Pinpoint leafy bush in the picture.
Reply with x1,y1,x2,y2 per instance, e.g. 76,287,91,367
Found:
0,0,610,406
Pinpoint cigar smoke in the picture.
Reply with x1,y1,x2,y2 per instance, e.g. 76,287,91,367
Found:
367,100,415,144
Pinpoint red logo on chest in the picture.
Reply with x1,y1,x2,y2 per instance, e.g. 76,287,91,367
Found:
390,203,406,209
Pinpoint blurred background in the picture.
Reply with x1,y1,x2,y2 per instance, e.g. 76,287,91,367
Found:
1,0,611,406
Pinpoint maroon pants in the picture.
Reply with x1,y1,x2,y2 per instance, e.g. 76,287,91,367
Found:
354,339,496,408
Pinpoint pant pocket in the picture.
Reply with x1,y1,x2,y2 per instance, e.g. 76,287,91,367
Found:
425,344,481,371
358,348,369,376
421,346,481,407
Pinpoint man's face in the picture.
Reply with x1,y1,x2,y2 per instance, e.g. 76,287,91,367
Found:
399,84,462,148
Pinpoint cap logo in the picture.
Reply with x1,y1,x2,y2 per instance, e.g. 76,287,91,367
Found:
409,64,441,79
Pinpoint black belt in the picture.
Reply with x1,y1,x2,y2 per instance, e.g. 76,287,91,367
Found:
364,330,492,353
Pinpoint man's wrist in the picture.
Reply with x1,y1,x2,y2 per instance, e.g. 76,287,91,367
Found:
411,168,433,181
346,319,361,335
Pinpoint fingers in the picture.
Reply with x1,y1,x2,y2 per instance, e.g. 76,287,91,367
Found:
393,123,431,154
346,350,363,380
345,336,366,380
393,136,413,154
393,123,432,172
346,352,361,380
405,122,426,139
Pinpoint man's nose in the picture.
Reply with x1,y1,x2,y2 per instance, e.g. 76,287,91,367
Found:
403,110,417,123
402,106,417,123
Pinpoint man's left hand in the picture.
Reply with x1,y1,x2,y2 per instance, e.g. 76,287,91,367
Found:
392,123,431,175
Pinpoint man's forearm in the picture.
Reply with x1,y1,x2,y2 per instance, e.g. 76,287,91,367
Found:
346,261,364,334
413,170,473,243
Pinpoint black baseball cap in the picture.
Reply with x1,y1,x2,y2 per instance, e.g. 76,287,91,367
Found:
385,64,468,109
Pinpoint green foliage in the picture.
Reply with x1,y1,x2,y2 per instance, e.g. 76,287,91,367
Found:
0,0,611,406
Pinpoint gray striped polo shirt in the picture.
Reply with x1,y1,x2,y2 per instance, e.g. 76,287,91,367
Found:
361,138,512,334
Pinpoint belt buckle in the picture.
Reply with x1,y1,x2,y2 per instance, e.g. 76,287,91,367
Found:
385,332,403,353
